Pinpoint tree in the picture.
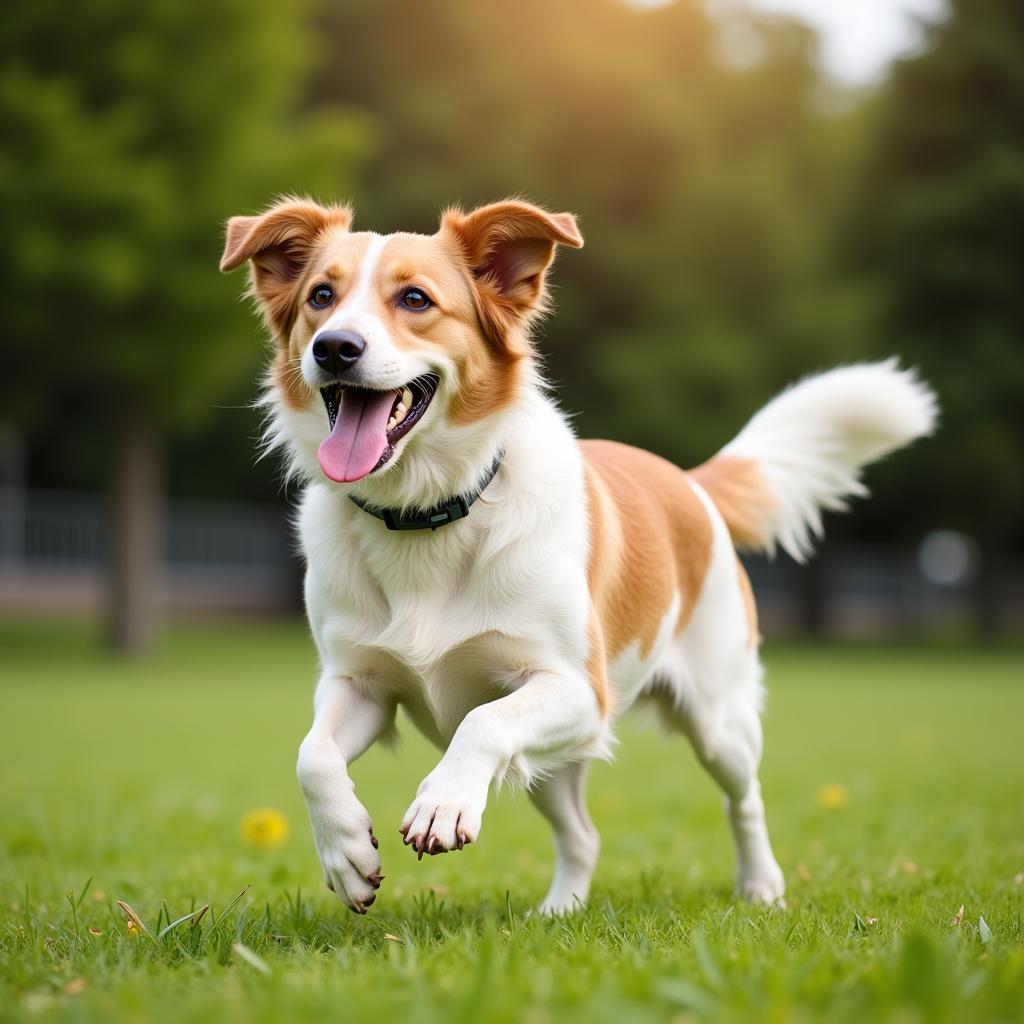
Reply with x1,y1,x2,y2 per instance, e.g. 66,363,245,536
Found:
848,0,1024,635
309,0,858,471
308,0,866,634
0,0,369,650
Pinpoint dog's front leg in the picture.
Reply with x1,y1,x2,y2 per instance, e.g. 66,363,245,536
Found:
400,668,604,857
296,675,394,913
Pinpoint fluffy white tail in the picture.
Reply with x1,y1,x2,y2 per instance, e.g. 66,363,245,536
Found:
691,360,938,561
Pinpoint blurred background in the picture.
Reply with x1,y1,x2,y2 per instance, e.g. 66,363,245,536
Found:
1,0,1022,653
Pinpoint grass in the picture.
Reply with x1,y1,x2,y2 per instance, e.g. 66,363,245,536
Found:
1,620,1022,1023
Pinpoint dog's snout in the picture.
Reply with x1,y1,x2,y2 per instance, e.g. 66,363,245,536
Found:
312,330,366,375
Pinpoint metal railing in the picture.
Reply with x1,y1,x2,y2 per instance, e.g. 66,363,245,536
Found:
0,488,295,612
0,487,1017,630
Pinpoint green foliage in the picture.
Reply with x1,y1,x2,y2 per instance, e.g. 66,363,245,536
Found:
4,0,884,506
849,0,1024,540
0,0,370,430
3,0,1021,546
310,0,866,467
2,622,1023,1021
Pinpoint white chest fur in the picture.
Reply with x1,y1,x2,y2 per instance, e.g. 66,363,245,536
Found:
298,393,592,745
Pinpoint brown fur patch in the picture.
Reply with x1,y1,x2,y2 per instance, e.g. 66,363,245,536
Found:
582,440,714,699
585,614,612,719
220,197,354,345
690,455,777,552
736,558,760,648
440,200,583,359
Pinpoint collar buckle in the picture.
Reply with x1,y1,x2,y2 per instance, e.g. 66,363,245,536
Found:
381,495,470,531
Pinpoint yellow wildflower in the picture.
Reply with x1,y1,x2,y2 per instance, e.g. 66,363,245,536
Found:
817,784,849,810
240,807,290,849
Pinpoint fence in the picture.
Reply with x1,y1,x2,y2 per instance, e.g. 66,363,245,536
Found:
0,488,295,615
0,488,1018,634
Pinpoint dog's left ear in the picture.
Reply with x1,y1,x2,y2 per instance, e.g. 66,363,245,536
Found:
441,200,583,354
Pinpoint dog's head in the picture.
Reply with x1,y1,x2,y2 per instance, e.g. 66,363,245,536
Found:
220,197,582,504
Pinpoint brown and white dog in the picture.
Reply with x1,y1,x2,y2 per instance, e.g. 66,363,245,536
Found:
220,197,937,914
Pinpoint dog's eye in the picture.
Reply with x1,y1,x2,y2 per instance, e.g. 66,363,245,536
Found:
309,284,334,308
400,287,432,311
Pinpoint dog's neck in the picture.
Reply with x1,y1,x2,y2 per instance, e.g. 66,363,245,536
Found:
303,381,581,603
347,448,506,531
341,372,543,515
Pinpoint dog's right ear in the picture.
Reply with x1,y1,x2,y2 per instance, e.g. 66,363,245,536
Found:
440,199,583,357
220,197,353,335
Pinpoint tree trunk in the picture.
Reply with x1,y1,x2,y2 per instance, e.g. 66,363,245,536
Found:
107,408,163,653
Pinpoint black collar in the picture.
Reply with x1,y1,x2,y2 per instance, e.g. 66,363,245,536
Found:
348,450,505,531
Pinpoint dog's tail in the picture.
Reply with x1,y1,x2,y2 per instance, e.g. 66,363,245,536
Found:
690,360,938,561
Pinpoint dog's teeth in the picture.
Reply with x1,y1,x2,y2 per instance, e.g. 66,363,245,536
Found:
402,386,413,408
387,416,397,431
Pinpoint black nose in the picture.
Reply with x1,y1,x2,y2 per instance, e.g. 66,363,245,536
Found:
311,330,366,375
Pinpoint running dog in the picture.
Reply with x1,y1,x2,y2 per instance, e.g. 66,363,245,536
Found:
220,197,937,913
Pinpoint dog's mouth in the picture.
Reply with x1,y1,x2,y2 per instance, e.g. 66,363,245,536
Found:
316,374,439,483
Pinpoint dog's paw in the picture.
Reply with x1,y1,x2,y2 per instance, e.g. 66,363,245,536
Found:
736,862,786,907
311,806,384,914
399,778,485,858
536,892,587,916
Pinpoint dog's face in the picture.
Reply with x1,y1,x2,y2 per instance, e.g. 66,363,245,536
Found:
221,199,582,494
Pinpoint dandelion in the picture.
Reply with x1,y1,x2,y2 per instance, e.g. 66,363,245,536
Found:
240,807,290,849
817,784,849,810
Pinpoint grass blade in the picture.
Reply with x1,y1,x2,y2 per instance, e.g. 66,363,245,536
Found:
116,900,153,941
158,905,211,939
232,942,270,975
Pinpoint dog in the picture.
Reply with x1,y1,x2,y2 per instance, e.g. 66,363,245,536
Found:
220,197,937,914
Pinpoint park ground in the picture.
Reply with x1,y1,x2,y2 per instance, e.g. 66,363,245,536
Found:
1,621,1022,1023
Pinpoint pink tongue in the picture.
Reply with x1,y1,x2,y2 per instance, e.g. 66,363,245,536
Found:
317,388,396,483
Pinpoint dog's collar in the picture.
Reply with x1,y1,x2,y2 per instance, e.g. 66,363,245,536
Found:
348,450,505,531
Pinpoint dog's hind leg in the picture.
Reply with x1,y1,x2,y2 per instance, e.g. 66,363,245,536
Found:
655,484,784,906
529,761,599,914
676,683,785,906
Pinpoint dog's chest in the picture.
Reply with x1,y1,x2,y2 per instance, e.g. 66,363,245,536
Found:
321,589,532,741
302,473,588,739
308,536,546,739
387,630,529,742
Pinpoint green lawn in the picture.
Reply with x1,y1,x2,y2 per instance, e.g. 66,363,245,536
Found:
1,621,1022,1023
